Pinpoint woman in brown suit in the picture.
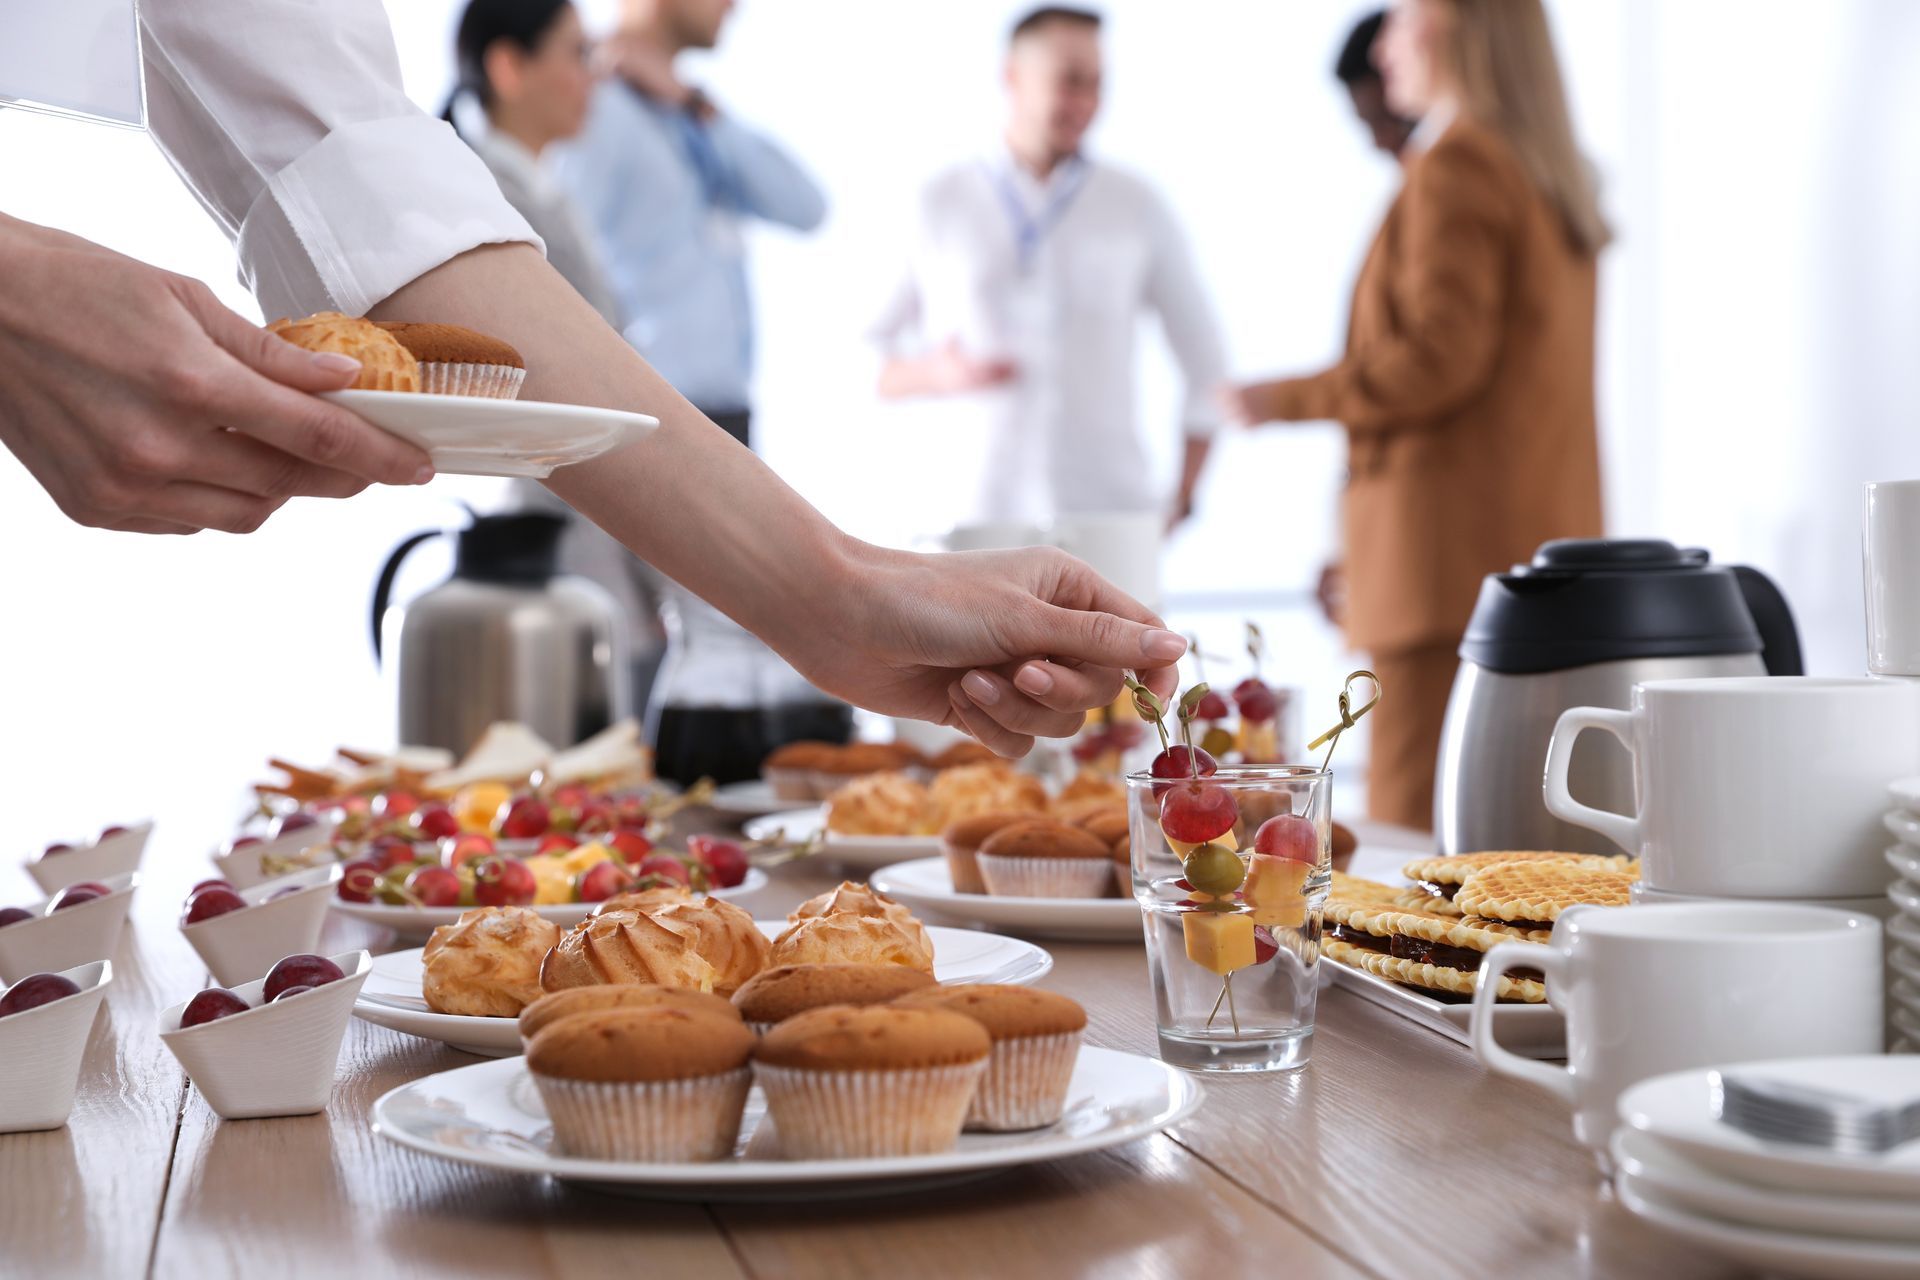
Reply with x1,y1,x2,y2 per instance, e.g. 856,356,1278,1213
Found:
1226,0,1607,830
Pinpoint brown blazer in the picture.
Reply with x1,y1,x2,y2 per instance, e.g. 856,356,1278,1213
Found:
1267,118,1604,654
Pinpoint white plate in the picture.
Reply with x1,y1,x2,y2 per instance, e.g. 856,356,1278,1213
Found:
1890,778,1920,817
870,857,1138,943
1612,1128,1920,1244
707,781,802,819
1892,947,1920,986
1887,844,1920,890
353,922,1053,1056
1617,1171,1920,1280
1888,875,1920,919
329,868,768,942
1321,954,1566,1059
1618,1056,1920,1197
372,1044,1200,1199
325,390,657,479
743,808,941,871
1885,810,1920,850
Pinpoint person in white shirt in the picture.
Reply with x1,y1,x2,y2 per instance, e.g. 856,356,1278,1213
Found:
0,0,1187,756
872,5,1229,532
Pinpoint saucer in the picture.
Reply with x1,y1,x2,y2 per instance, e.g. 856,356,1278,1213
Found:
1617,1171,1920,1280
325,390,657,479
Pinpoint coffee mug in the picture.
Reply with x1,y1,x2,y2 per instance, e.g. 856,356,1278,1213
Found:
1543,676,1920,897
1865,480,1920,676
1471,903,1884,1164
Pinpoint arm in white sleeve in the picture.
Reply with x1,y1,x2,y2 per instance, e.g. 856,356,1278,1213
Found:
137,0,542,319
705,116,827,233
1141,190,1229,437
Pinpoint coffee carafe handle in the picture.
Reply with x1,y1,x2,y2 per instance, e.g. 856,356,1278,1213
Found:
1729,565,1804,676
1543,706,1642,855
370,529,444,664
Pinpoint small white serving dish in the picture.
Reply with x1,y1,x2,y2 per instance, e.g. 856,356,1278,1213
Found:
0,961,113,1133
26,822,152,895
210,818,340,890
180,865,341,988
0,872,139,983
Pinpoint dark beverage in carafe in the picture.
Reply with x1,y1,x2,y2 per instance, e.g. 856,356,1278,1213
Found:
653,702,854,787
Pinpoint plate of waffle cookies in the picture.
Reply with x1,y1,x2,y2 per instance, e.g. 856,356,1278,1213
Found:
1321,853,1638,1058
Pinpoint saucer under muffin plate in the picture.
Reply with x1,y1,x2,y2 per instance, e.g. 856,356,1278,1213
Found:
329,868,768,942
742,808,941,870
326,390,657,479
871,856,1140,942
352,921,1053,1056
1616,1169,1920,1280
372,1044,1199,1199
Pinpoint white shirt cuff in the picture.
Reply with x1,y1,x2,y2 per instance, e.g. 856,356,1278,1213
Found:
237,115,543,320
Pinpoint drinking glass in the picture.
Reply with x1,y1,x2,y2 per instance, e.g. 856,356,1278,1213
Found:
1129,765,1329,1072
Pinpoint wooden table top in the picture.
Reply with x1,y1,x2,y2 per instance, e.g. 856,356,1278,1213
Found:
1,817,1744,1280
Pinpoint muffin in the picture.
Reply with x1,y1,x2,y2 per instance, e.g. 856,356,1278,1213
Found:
787,881,932,960
732,963,936,1033
751,1005,990,1158
527,1006,755,1162
767,914,934,974
975,819,1114,899
939,810,1033,895
927,763,1048,830
1110,832,1131,897
824,771,932,836
266,311,419,391
762,740,836,801
374,320,526,399
892,984,1086,1130
929,741,998,770
540,908,717,993
518,983,741,1042
647,897,771,995
1054,770,1127,811
420,906,561,1017
1074,805,1129,847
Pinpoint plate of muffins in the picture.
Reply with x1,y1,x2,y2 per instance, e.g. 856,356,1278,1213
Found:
352,881,1052,1055
267,311,657,478
371,978,1203,1197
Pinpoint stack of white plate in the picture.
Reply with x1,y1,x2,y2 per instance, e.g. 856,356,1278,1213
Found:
1613,1056,1920,1280
1879,778,1920,1051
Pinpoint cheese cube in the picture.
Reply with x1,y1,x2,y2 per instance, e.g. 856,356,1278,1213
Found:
1183,911,1256,974
1243,853,1309,927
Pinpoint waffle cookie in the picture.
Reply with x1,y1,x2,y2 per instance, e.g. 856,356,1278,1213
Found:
1327,872,1405,906
1400,851,1622,907
1322,897,1550,1002
1454,861,1635,929
1323,938,1547,1004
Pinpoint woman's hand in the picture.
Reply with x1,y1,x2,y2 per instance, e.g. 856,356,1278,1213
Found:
0,215,431,534
783,542,1187,758
1217,381,1277,428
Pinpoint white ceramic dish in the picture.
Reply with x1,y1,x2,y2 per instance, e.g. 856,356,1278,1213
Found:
353,922,1054,1056
743,808,941,871
1892,947,1920,985
1888,876,1920,918
157,949,371,1120
26,822,151,895
1611,1127,1920,1243
1885,808,1920,848
0,872,140,984
181,866,341,988
329,868,769,942
1322,954,1566,1059
1629,880,1895,916
325,389,657,479
210,818,341,890
1618,1056,1920,1197
1893,1004,1920,1044
1616,1170,1920,1280
1892,913,1920,953
871,857,1139,942
1889,777,1920,816
373,1044,1200,1199
0,961,112,1133
708,781,801,819
1886,843,1920,886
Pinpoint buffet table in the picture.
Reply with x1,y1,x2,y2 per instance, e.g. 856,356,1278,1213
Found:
2,819,1741,1279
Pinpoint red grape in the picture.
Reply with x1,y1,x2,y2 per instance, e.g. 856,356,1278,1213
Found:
498,797,550,839
181,887,248,926
99,824,130,839
1159,781,1238,844
1232,676,1267,702
263,954,344,1001
440,833,496,870
40,843,73,859
1194,690,1231,721
609,829,654,864
1236,682,1278,724
1110,721,1148,750
471,856,537,907
1252,925,1280,965
551,783,594,809
404,865,462,908
536,833,580,856
375,790,420,819
687,835,749,889
0,907,33,928
336,860,381,904
48,883,111,913
270,812,318,840
180,988,250,1027
0,973,82,1017
573,802,614,836
224,836,262,854
1070,731,1112,764
189,878,235,897
574,860,633,903
369,835,421,873
270,984,315,1002
410,805,460,841
635,853,692,887
1253,814,1318,864
1148,745,1217,798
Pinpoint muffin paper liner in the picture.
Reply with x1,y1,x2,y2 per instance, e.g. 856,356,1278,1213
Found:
752,1059,986,1158
416,362,526,400
535,1067,749,1162
977,854,1114,899
969,1030,1082,1131
943,842,987,894
764,768,816,803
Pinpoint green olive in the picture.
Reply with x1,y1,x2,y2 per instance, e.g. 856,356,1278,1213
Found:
1183,843,1246,896
1199,726,1235,758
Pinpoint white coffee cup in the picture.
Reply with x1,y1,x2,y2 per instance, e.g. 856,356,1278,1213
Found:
1543,676,1920,897
1865,480,1920,676
1471,903,1884,1165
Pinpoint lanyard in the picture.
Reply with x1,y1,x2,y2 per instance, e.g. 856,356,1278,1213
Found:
987,156,1088,274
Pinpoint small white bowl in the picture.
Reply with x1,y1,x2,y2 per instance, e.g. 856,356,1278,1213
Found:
1890,778,1920,817
158,949,371,1120
180,866,341,988
26,823,152,896
210,818,340,890
0,960,113,1133
0,872,140,984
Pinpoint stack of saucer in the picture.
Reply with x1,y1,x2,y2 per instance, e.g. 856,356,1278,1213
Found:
1613,1056,1920,1279
1879,779,1920,1051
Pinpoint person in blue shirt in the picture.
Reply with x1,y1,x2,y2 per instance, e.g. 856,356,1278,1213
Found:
554,0,825,450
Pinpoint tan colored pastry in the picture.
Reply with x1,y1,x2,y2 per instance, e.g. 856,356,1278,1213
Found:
1075,806,1129,847
755,1004,989,1071
816,742,919,778
764,741,835,770
530,1006,755,1082
1399,850,1624,905
372,321,525,398
592,883,694,917
892,983,1086,1040
929,741,999,770
266,311,420,392
927,763,1048,829
939,810,1034,894
976,817,1114,898
977,819,1110,861
732,963,935,1026
420,906,560,1017
1327,872,1407,906
518,983,741,1041
647,897,771,995
824,770,933,836
1454,861,1635,926
1322,937,1547,1003
540,908,718,993
891,985,1088,1132
1053,770,1126,810
766,914,934,974
787,881,932,959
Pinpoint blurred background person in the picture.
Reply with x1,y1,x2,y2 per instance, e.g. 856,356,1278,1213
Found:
1224,0,1608,830
555,0,825,452
1336,9,1416,162
870,5,1228,535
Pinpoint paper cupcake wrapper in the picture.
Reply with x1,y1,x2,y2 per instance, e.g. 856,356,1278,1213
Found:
416,362,526,400
753,1059,986,1159
970,1030,1082,1131
977,854,1114,899
943,842,987,895
763,768,818,803
535,1067,750,1162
